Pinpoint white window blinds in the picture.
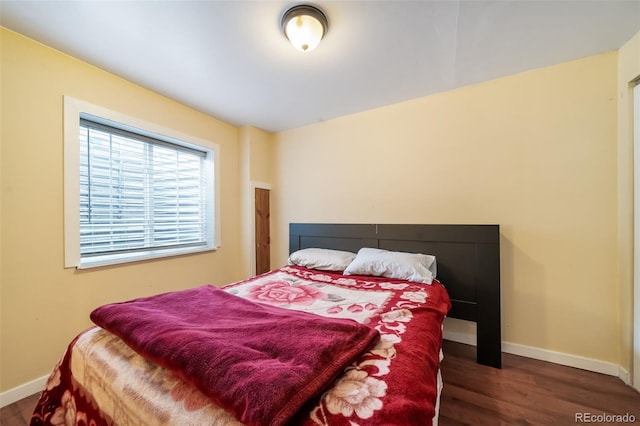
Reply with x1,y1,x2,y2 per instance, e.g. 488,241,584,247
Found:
79,118,208,258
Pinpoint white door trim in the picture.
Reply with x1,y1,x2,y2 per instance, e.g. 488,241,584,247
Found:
633,82,640,392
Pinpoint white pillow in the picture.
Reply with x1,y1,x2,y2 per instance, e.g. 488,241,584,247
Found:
343,247,436,284
287,248,357,271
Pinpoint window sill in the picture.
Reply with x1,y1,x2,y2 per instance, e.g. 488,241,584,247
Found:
75,245,217,269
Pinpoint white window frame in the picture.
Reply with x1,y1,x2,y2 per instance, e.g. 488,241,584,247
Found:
64,96,220,269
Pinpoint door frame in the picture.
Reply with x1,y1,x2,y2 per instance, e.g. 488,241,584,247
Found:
633,82,640,392
250,181,272,276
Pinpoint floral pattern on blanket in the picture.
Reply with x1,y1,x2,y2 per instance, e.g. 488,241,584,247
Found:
226,266,449,425
31,266,450,426
247,279,325,305
33,327,245,426
31,335,109,426
227,267,397,325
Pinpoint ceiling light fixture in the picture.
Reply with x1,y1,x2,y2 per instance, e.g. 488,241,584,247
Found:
281,4,328,52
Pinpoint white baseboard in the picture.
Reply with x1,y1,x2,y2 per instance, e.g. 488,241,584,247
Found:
0,375,47,408
443,328,476,346
618,366,632,386
444,330,626,381
502,341,621,377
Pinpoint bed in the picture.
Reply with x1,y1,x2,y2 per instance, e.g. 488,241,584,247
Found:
289,224,502,369
30,223,501,426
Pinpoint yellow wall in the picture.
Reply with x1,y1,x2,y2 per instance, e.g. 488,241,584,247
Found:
0,29,246,391
617,30,640,373
238,126,274,276
273,52,620,364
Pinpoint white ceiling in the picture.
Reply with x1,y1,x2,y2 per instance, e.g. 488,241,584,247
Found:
2,0,639,132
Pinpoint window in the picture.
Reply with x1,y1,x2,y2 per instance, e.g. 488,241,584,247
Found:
64,97,219,268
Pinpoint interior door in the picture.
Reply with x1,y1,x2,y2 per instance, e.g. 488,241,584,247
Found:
255,188,271,275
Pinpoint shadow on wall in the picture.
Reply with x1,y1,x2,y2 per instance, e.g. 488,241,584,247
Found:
500,230,547,349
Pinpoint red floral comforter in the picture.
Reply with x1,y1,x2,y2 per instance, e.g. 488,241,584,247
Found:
31,266,451,426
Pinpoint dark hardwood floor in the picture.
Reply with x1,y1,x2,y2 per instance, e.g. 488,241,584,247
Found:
0,392,39,426
2,340,639,425
439,341,640,425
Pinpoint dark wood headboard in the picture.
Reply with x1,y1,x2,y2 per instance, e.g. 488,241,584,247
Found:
289,223,502,369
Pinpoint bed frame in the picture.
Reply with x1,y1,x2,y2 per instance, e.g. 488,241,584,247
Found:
289,223,502,369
